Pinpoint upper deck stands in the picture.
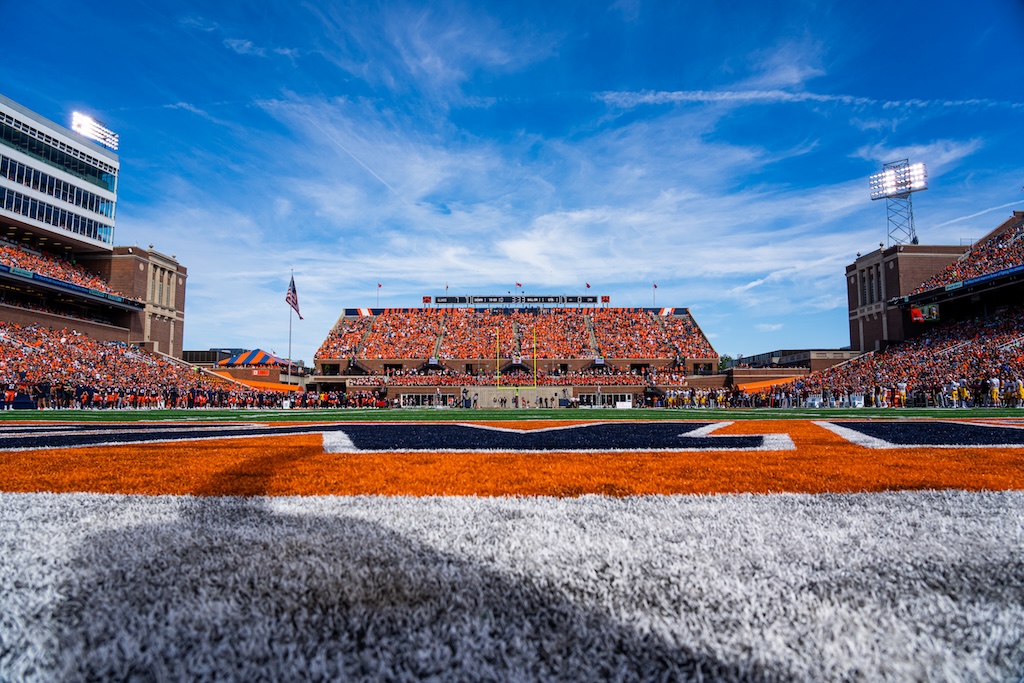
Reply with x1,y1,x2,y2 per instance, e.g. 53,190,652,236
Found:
911,213,1024,295
315,306,717,364
0,240,138,301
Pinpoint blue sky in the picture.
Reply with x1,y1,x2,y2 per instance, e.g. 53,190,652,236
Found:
3,0,1023,364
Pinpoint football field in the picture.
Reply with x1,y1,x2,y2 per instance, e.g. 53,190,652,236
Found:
1,410,1023,681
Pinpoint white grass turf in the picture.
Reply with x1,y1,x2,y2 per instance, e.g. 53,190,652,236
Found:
1,491,1023,682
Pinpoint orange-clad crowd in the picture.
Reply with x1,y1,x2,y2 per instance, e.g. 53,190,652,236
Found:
437,308,519,359
360,308,444,359
661,313,717,359
590,308,675,359
912,219,1024,295
347,367,654,387
314,315,373,359
0,322,287,408
315,307,717,363
793,305,1024,407
515,309,595,359
0,241,138,301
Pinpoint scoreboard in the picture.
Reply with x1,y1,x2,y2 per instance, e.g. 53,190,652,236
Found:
433,295,599,305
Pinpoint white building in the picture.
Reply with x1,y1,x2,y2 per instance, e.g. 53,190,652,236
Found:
0,93,119,252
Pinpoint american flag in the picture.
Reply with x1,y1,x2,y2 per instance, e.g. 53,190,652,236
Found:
285,275,303,320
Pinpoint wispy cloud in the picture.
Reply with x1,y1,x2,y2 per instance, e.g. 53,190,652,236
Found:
932,201,1023,229
224,38,266,57
597,89,1024,111
162,102,234,127
853,139,984,172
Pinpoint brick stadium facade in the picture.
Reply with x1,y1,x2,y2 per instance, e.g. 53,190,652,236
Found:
848,211,1024,353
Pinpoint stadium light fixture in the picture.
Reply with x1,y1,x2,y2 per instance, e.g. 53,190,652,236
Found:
869,162,927,200
71,111,119,151
869,159,927,246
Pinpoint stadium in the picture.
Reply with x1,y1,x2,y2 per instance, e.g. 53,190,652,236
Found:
2,91,1024,682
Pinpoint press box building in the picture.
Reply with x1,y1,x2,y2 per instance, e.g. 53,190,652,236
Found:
0,94,186,356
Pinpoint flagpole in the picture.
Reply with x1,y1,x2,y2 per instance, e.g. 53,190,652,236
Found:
288,269,293,377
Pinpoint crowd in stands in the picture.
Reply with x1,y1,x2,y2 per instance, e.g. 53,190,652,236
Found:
661,313,717,359
315,307,717,363
437,307,519,359
590,308,676,359
911,217,1024,295
359,308,443,359
315,315,373,359
789,305,1024,407
346,366,658,388
330,303,1024,407
516,309,596,359
0,322,287,409
0,240,138,302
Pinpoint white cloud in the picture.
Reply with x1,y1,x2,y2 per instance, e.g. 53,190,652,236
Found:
853,139,984,174
597,90,1024,112
224,38,265,57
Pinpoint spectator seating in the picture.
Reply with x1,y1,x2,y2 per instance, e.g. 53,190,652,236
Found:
0,321,286,408
590,308,674,359
0,240,139,302
793,305,1024,404
912,216,1024,295
316,307,718,364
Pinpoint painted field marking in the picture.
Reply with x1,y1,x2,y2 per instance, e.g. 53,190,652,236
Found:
321,421,796,453
0,421,795,453
816,420,1024,449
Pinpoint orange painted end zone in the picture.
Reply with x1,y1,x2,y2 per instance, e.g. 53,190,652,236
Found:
1,420,1022,497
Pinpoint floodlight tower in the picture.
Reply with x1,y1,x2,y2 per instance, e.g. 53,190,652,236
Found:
869,159,927,246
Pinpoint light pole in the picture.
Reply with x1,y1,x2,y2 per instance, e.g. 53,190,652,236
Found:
869,160,928,246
